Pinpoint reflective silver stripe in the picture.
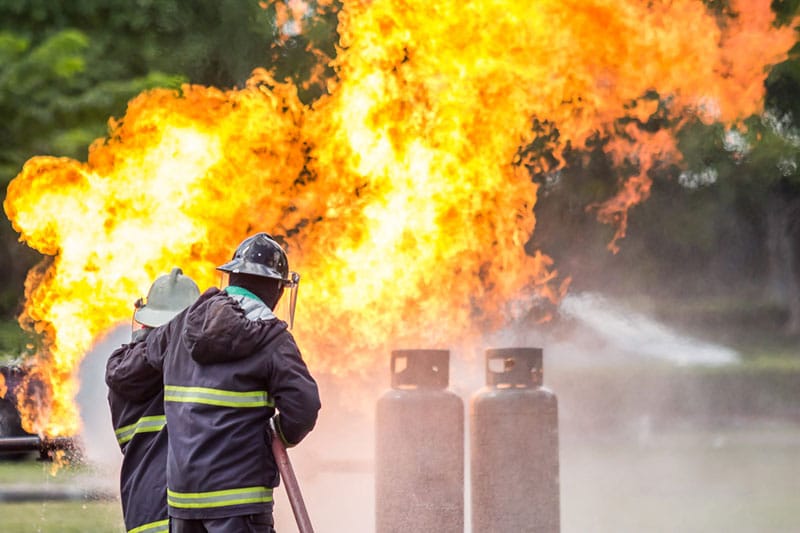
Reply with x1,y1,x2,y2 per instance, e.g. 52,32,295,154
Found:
226,290,276,320
128,518,169,533
115,415,166,445
167,486,273,508
164,385,272,408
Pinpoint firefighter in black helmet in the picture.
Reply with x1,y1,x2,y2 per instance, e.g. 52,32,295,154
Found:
143,233,321,533
216,232,301,330
105,268,200,533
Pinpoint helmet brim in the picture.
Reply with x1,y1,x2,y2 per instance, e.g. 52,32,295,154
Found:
216,259,286,280
133,306,182,328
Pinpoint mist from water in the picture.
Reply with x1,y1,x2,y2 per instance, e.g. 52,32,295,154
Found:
75,325,126,487
487,291,739,367
67,294,798,532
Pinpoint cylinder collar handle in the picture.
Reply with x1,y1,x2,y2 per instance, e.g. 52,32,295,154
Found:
485,347,543,387
390,349,450,389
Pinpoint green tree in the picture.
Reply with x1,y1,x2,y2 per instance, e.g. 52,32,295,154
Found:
0,26,182,319
0,0,341,322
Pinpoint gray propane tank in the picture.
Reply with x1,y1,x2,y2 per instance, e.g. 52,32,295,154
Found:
375,349,464,533
470,347,560,533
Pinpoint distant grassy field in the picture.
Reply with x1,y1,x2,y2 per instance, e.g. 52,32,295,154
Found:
2,411,799,532
0,461,123,532
0,501,124,533
559,425,800,533
0,459,94,485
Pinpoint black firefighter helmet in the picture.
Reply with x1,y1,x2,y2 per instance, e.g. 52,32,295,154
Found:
217,232,290,281
217,232,300,327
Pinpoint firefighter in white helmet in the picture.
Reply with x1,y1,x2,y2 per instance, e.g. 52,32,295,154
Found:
106,267,200,533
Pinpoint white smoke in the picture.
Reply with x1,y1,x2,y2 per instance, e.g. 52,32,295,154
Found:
485,292,739,368
76,324,128,472
557,292,738,366
69,293,752,532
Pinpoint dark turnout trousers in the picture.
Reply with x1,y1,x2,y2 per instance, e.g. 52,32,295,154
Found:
171,513,275,533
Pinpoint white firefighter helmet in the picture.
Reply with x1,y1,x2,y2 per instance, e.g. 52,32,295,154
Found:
133,267,200,328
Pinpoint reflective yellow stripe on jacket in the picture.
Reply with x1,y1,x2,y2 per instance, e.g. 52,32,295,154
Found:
167,486,273,509
115,415,166,445
128,518,169,533
164,385,272,408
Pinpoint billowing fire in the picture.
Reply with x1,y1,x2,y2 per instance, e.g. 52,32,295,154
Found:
5,70,308,436
3,0,796,436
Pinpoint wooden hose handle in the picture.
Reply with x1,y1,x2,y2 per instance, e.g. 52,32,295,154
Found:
270,420,315,533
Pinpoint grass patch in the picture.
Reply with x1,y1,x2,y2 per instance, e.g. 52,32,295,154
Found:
0,461,123,532
0,459,94,485
561,426,800,533
0,501,124,533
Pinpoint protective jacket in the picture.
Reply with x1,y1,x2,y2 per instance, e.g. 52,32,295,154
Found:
106,340,169,533
144,286,321,520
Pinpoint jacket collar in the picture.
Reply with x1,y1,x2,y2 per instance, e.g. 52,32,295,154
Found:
224,286,275,321
225,285,263,303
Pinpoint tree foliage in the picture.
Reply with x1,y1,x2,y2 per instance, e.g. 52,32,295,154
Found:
524,2,800,337
0,0,340,319
0,29,182,182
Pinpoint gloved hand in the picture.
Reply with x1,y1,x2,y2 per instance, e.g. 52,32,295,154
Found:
131,326,152,344
271,414,294,448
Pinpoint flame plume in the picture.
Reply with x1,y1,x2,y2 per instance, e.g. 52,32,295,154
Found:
4,0,796,436
5,71,307,436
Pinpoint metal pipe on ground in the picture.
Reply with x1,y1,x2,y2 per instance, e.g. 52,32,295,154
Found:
0,485,116,503
0,436,78,460
0,436,114,503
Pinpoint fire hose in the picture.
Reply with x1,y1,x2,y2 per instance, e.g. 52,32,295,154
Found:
270,419,315,533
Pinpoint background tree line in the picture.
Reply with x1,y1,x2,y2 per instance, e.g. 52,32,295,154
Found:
1,0,798,356
523,0,800,350
0,0,338,354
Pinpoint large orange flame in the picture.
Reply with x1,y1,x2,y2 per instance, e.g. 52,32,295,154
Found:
5,70,308,435
3,0,796,436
